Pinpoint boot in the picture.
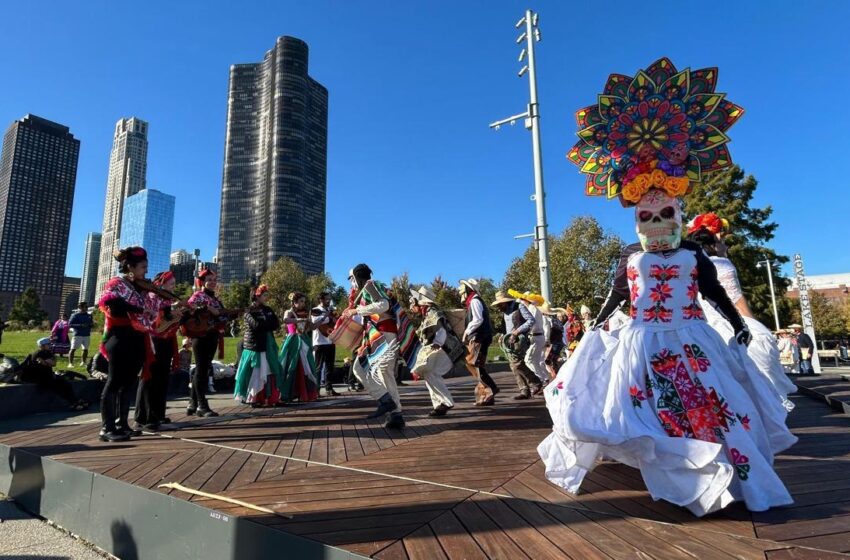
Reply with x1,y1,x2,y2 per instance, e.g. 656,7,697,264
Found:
99,394,127,442
513,390,531,400
367,393,397,419
385,411,405,429
428,403,450,417
531,383,544,396
325,385,340,397
116,389,141,437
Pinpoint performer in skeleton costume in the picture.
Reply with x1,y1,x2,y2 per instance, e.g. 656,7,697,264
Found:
687,213,797,417
539,58,793,516
409,286,458,416
345,264,419,429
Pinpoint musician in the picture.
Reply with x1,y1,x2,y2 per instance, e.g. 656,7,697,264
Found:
96,246,151,442
279,292,320,403
311,292,339,396
134,271,184,430
234,285,284,406
185,268,226,417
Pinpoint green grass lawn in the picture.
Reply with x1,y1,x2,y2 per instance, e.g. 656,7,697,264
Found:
2,331,506,376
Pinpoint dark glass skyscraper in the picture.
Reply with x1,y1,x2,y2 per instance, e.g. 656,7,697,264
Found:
0,115,79,319
218,36,328,283
80,232,101,306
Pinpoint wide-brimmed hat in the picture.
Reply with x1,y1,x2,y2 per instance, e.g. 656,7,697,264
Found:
508,289,545,306
787,324,803,329
409,286,437,305
539,301,568,316
459,278,480,292
491,291,515,307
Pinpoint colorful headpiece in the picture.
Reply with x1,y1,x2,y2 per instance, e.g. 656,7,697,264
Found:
687,212,729,236
195,268,215,289
508,289,545,306
254,284,269,298
113,246,147,265
153,270,174,287
567,57,744,206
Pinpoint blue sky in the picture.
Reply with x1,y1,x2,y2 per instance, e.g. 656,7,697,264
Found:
2,0,847,288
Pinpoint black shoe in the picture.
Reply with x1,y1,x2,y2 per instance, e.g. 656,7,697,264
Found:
198,409,219,418
513,391,531,400
161,417,172,424
120,426,142,437
141,423,160,431
428,404,450,417
491,386,501,396
385,412,405,429
325,387,340,396
99,429,129,442
186,406,197,416
367,393,398,419
531,384,544,396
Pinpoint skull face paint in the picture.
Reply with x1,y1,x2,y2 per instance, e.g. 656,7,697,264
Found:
635,189,682,252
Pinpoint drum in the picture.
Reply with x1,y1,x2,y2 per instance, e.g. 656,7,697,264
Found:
330,315,364,352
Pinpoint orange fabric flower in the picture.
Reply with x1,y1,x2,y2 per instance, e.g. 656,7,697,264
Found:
650,169,668,188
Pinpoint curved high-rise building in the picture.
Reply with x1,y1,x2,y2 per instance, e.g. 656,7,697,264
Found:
218,36,328,283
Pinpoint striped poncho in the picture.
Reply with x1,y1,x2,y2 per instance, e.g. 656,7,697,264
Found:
355,281,420,369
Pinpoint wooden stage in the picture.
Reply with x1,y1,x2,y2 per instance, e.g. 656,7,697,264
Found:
2,371,850,559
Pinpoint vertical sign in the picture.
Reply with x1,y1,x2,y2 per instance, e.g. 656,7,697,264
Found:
793,253,821,373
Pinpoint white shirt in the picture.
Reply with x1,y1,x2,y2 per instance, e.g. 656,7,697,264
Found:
312,305,333,346
463,297,485,340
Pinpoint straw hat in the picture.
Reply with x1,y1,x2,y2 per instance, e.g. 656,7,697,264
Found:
787,324,803,329
459,278,480,292
508,289,545,307
539,301,567,316
491,291,515,307
409,286,437,305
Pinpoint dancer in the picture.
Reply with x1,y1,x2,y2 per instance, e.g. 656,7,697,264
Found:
234,285,284,406
134,271,184,430
312,292,339,396
279,292,320,403
539,58,792,516
540,302,566,380
409,286,456,416
97,247,151,442
345,264,409,429
492,291,541,400
185,269,226,417
459,278,499,405
50,313,71,356
507,290,549,386
687,213,797,416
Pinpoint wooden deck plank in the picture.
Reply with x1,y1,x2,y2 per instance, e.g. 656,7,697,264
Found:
427,511,488,560
403,524,447,560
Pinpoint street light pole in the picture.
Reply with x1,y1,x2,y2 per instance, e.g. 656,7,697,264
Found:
757,258,781,331
490,9,552,303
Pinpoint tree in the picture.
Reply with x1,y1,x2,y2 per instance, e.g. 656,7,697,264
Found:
306,273,337,307
260,257,308,314
808,292,848,339
390,273,413,313
683,166,790,327
503,216,624,314
429,275,462,311
9,287,47,324
172,282,193,301
220,281,252,310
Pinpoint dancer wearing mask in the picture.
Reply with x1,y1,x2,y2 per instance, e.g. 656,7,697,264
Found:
409,286,458,416
459,278,499,405
539,58,792,516
345,264,411,429
492,291,541,400
507,290,550,386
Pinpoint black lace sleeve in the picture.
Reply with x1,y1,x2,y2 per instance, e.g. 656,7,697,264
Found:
683,241,746,333
594,243,640,325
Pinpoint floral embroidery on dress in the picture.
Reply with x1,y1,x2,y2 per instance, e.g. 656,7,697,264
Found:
682,277,704,320
551,380,564,396
649,283,673,303
730,448,751,481
627,266,639,282
736,413,751,431
630,385,647,407
649,264,680,282
684,344,710,373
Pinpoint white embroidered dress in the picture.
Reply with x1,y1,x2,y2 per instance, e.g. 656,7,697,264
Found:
538,249,793,516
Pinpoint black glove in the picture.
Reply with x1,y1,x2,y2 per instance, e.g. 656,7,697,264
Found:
735,326,751,346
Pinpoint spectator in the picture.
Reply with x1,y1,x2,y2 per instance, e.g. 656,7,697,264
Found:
791,324,814,374
21,338,89,410
68,302,94,367
178,338,193,376
50,313,71,356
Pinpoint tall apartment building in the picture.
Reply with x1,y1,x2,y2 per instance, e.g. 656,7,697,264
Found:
61,276,81,317
79,232,101,305
217,36,328,283
95,117,148,298
170,248,193,266
118,189,175,278
0,115,80,319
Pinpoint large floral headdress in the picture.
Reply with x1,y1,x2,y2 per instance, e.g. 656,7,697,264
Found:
567,58,744,206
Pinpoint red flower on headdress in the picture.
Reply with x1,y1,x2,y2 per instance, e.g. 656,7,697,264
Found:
153,270,174,287
687,212,727,235
254,284,269,297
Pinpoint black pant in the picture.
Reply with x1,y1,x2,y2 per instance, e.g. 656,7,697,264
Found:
102,328,145,432
22,366,77,404
313,344,335,388
191,331,219,411
135,337,173,425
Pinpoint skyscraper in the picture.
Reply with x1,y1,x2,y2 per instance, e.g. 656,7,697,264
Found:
119,188,175,278
80,232,101,305
95,117,148,298
61,276,81,317
217,36,328,283
0,115,80,319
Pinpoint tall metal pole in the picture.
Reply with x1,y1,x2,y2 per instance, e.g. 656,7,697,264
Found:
764,260,781,332
523,10,551,303
489,10,551,302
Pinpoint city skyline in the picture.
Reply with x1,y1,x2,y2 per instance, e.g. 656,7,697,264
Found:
0,114,79,320
3,2,849,289
118,188,175,279
217,36,328,283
